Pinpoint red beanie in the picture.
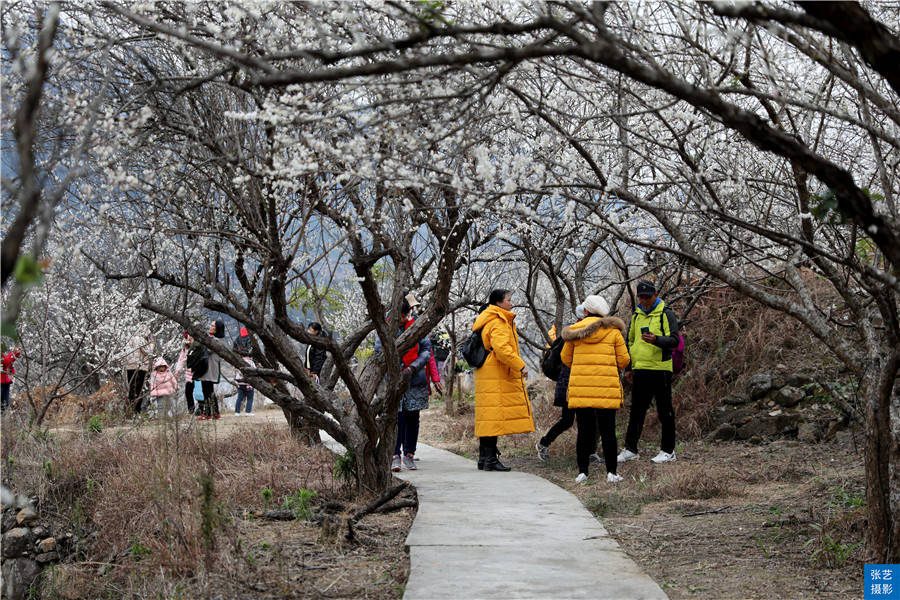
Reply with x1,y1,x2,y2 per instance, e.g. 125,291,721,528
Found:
240,327,248,337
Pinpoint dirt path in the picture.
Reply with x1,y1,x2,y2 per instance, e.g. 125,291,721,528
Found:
50,403,288,438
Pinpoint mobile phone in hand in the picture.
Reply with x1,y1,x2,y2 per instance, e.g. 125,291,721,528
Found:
640,326,650,335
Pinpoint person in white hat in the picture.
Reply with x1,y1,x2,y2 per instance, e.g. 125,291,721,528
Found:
536,304,597,462
560,295,630,483
404,293,421,312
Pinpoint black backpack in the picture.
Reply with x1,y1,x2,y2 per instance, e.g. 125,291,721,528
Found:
540,337,566,380
459,328,490,368
185,343,209,379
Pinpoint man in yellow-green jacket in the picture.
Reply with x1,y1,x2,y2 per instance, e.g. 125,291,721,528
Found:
618,280,680,464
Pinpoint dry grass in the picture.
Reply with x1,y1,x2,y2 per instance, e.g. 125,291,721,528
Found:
2,411,411,599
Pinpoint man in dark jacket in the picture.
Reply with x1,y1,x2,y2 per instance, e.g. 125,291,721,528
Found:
305,322,328,382
618,280,680,464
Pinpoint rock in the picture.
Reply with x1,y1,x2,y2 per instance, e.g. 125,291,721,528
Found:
31,526,47,538
774,386,805,408
786,373,814,387
824,419,847,440
798,421,827,443
722,393,751,406
2,527,34,558
2,509,18,533
735,413,802,440
835,428,856,446
1,557,42,600
35,551,59,563
747,372,773,399
709,405,757,428
36,537,56,553
16,507,38,526
707,423,737,441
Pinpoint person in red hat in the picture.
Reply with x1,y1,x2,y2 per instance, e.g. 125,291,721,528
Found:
1,346,22,411
233,327,252,356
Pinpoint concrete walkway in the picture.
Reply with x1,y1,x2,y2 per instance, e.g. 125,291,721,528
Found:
394,443,669,600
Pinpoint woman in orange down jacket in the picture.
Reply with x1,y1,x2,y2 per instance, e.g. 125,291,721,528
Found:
472,289,535,472
561,294,630,484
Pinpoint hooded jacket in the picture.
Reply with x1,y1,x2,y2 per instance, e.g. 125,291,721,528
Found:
561,316,630,409
472,305,534,437
1,349,21,385
149,357,178,397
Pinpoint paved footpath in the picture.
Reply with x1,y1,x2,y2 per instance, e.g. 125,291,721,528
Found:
393,442,669,600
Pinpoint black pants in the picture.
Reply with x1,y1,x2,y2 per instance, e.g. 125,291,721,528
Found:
394,409,421,455
479,435,498,458
200,381,219,417
624,370,675,454
576,408,618,475
184,382,195,414
540,406,575,447
126,369,147,414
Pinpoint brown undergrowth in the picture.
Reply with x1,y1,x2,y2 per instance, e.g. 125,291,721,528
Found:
1,409,413,599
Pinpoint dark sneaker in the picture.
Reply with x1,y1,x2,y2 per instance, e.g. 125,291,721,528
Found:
403,454,417,470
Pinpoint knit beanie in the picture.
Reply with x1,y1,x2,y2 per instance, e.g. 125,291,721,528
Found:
582,295,610,317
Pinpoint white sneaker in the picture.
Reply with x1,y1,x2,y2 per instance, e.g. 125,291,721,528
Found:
246,412,254,416
589,453,602,464
617,448,639,463
607,472,623,483
575,473,588,484
651,450,677,463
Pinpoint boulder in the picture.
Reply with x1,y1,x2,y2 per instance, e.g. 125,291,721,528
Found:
773,386,805,408
707,423,737,441
798,421,827,443
2,508,18,533
16,507,38,527
1,557,42,600
722,393,751,406
786,373,814,387
36,537,56,553
747,372,773,399
735,413,802,440
2,528,34,558
35,551,58,564
709,405,758,428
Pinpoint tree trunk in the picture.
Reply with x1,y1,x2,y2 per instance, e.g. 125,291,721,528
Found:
282,405,321,445
352,409,398,494
864,349,900,562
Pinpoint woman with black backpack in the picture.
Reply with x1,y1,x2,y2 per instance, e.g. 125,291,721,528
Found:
471,289,535,471
535,304,585,461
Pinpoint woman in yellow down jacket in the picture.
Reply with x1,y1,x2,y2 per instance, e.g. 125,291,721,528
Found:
561,295,630,484
472,289,535,472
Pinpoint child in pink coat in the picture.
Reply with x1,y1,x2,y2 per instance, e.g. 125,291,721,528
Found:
149,357,177,417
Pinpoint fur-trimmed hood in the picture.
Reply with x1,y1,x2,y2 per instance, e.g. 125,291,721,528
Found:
561,316,627,342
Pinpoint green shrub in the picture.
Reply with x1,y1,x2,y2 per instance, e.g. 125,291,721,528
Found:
281,489,318,520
